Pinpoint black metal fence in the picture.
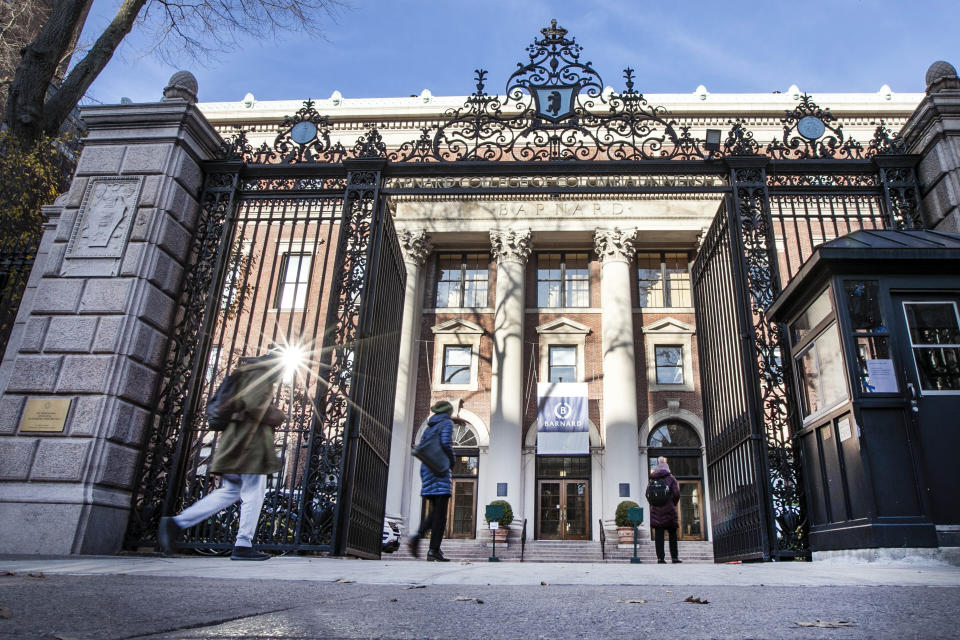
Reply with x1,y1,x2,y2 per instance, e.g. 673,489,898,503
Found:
0,239,38,360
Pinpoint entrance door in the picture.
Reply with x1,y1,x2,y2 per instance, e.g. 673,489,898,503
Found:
677,481,705,540
893,295,960,525
537,479,589,540
448,479,477,538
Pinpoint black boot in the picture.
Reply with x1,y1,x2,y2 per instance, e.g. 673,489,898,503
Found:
407,535,421,558
426,549,450,562
231,546,270,561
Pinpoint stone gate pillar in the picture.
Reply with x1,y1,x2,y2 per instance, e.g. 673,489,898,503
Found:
0,73,222,554
902,61,960,233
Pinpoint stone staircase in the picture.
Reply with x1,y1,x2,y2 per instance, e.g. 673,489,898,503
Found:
385,536,715,563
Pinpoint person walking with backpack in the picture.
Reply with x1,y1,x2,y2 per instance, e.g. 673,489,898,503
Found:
646,456,682,564
158,353,285,561
407,400,456,562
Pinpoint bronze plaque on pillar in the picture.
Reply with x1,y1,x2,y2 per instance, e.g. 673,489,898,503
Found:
19,398,71,433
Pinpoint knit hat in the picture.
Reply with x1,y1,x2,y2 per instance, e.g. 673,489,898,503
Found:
430,400,454,415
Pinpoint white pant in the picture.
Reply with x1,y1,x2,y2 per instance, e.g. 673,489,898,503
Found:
174,473,266,547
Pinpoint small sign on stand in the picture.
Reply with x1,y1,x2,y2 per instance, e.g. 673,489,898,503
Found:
485,503,504,562
628,506,644,564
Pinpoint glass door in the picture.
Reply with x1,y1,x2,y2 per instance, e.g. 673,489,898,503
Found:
447,479,477,538
677,481,704,540
536,479,589,540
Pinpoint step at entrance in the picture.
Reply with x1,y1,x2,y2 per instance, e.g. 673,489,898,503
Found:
385,538,715,563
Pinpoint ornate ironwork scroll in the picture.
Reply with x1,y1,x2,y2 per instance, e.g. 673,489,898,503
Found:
877,157,924,230
726,159,807,558
126,166,240,548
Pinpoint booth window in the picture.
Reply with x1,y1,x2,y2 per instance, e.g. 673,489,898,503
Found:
843,280,895,394
654,345,684,385
435,253,489,308
903,301,960,392
537,253,589,308
790,287,849,419
637,252,691,308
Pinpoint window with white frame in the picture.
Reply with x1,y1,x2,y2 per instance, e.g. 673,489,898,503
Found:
432,319,483,391
655,345,684,385
435,253,490,308
642,317,695,392
637,252,691,308
537,252,589,308
275,253,312,310
548,345,577,383
442,345,472,384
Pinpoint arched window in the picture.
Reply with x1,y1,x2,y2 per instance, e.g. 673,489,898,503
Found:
648,421,701,449
452,422,478,448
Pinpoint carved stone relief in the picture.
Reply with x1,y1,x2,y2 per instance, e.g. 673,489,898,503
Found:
63,177,143,276
594,227,638,263
397,228,432,265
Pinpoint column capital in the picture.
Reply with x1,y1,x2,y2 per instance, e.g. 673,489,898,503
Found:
490,228,532,264
594,227,637,264
397,228,432,265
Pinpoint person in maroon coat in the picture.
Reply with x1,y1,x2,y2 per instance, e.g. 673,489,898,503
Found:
646,456,682,564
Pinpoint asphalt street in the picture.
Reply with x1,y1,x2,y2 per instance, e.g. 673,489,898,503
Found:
0,556,958,639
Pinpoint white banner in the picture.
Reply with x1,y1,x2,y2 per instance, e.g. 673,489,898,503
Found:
537,382,589,455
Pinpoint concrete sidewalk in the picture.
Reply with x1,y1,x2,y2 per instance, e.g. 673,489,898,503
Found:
2,553,959,587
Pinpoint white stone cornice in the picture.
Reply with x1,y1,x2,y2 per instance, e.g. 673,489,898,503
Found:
490,228,532,264
594,227,638,263
397,228,432,265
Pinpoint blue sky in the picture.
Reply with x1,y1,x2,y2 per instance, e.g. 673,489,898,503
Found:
78,0,959,105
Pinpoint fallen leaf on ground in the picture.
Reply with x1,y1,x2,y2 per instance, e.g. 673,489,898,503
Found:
454,596,484,604
665,590,672,593
617,599,646,604
794,620,855,628
460,561,471,565
334,579,353,584
54,636,80,640
540,581,548,586
2,571,14,576
388,599,398,603
27,573,44,579
683,596,709,605
402,585,426,590
0,607,10,619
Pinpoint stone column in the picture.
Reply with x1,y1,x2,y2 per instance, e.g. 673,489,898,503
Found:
0,73,222,554
487,229,531,521
901,61,960,233
594,227,642,526
384,229,431,529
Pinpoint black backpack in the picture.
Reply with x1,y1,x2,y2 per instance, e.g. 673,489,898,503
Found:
647,478,671,507
205,371,243,430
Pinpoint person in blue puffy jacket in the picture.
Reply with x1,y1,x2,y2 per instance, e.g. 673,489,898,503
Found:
408,400,456,562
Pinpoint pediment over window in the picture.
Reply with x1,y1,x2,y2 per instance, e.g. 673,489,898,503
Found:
535,317,591,335
641,317,694,335
431,318,484,335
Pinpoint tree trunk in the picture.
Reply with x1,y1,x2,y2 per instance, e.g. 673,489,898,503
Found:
5,0,145,146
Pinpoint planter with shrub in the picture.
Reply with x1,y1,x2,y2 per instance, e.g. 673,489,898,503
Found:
615,500,640,544
485,499,514,543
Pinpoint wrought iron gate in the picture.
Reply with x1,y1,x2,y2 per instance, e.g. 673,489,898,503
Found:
125,154,406,557
123,21,926,561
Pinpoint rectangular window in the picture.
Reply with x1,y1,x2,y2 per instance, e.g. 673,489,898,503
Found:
537,253,589,308
435,253,489,308
796,323,848,417
654,345,684,385
903,302,960,392
442,345,472,384
637,251,691,308
275,253,311,310
548,345,577,383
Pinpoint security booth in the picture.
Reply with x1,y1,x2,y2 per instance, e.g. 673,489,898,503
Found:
768,230,960,552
